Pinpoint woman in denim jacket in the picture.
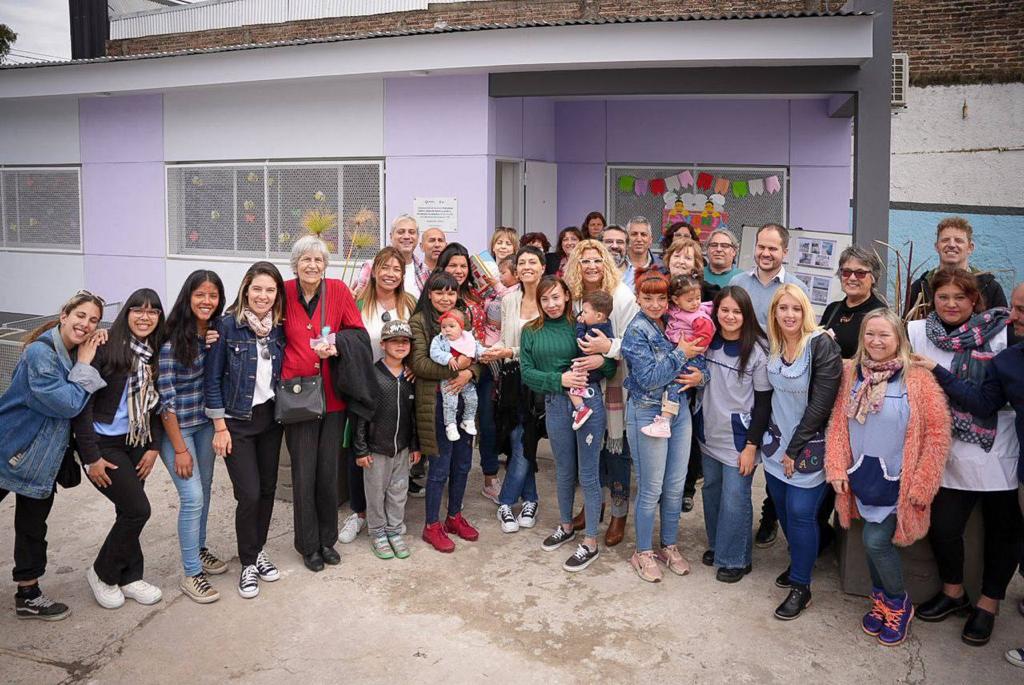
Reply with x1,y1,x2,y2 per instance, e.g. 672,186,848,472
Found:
0,291,106,620
204,262,286,600
622,270,708,583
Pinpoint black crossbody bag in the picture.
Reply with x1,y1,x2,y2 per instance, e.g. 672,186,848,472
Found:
275,281,327,425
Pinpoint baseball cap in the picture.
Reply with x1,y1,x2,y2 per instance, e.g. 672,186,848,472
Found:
380,319,413,341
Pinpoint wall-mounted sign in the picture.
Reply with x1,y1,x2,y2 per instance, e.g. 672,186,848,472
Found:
413,197,458,233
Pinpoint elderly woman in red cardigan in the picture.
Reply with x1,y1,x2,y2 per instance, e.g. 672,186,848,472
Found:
282,235,364,573
825,308,951,647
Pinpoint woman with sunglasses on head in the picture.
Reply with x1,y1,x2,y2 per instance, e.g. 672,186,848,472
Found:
156,270,228,604
820,246,888,359
0,291,107,621
73,290,166,610
339,247,419,545
205,262,287,599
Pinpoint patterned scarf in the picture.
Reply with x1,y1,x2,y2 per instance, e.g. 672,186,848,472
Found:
925,308,1009,451
847,358,903,424
126,336,160,447
242,308,273,337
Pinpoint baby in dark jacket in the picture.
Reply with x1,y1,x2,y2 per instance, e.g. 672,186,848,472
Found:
569,290,614,431
353,319,421,560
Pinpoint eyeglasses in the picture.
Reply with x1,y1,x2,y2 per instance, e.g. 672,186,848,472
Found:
382,311,392,323
839,269,872,280
74,289,106,305
257,338,271,360
707,242,735,251
579,259,603,267
129,307,161,318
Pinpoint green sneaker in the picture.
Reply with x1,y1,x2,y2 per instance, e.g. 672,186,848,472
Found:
388,533,410,559
371,534,394,560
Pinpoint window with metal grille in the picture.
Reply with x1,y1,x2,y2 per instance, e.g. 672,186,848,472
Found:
166,161,384,262
0,167,82,252
607,164,788,249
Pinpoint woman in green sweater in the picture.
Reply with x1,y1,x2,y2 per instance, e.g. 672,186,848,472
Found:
521,276,616,572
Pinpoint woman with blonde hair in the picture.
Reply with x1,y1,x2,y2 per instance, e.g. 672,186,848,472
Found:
561,239,640,545
762,283,842,620
825,308,951,645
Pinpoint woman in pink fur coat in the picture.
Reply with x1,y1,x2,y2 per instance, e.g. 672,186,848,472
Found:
825,308,951,647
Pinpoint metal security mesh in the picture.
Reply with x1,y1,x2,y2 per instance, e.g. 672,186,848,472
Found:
607,164,787,249
167,161,383,260
0,168,82,250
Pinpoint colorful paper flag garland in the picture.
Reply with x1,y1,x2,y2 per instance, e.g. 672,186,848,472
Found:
617,171,782,198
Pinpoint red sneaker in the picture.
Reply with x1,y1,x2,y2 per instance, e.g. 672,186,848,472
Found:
443,513,480,542
422,522,455,553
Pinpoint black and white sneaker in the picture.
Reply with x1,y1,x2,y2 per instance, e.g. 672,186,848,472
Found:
517,501,538,529
497,505,519,533
255,550,280,582
563,543,600,572
15,588,70,621
238,565,260,599
542,526,576,551
408,478,425,498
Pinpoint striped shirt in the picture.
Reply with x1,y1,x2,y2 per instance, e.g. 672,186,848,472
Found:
157,338,209,430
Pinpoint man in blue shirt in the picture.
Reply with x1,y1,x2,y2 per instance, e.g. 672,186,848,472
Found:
728,223,809,327
703,228,744,288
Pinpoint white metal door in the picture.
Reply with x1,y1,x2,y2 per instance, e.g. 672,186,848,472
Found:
494,159,523,231
524,161,557,244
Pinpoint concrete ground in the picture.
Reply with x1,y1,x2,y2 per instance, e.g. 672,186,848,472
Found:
1,446,1021,685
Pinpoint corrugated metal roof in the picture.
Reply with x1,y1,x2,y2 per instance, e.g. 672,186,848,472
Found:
2,10,872,70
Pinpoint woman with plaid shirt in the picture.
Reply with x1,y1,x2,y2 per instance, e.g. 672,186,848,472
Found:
157,270,228,604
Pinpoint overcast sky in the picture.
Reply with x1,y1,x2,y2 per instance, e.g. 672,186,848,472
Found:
2,0,72,62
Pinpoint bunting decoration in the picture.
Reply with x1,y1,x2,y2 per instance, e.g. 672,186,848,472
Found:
617,171,781,198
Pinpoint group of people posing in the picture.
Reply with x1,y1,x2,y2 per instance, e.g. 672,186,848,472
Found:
1,212,1022,667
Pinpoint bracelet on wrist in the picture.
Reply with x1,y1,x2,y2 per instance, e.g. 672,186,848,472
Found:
175,448,188,455
215,429,228,434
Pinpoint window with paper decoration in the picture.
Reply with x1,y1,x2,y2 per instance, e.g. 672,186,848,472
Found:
166,161,383,263
0,167,82,251
607,165,787,250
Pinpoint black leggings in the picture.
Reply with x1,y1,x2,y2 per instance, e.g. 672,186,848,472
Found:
929,486,1024,600
0,488,55,583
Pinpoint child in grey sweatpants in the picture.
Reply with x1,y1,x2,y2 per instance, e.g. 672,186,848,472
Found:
353,319,421,560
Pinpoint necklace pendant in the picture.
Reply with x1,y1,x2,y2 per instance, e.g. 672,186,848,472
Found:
306,323,313,330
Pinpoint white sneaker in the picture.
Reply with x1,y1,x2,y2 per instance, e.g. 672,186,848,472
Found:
121,580,163,605
460,419,477,436
86,566,124,609
497,504,519,533
517,501,538,529
338,512,366,544
445,423,461,441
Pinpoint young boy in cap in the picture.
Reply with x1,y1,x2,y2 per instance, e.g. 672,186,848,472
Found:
353,319,421,559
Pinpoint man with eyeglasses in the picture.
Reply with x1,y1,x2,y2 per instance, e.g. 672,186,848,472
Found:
623,217,662,288
703,228,744,288
728,223,809,328
601,224,629,274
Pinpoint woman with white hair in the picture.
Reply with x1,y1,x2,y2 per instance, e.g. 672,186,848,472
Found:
282,235,365,572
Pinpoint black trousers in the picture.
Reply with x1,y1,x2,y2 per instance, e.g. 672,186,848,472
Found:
285,411,343,556
347,447,366,514
225,401,283,566
929,486,1024,600
0,487,55,583
91,435,151,586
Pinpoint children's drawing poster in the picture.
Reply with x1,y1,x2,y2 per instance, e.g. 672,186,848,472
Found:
608,165,787,248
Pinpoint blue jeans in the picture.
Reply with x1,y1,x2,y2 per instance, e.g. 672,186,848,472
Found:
862,514,904,596
600,438,631,517
701,453,753,569
158,421,216,577
476,365,499,477
497,424,536,506
545,386,605,538
627,400,692,552
425,393,474,525
764,472,827,586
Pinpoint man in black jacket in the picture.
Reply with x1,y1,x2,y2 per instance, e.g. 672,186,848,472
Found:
352,319,420,560
906,216,1007,318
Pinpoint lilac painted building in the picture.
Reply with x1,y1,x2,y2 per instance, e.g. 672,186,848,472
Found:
0,10,890,316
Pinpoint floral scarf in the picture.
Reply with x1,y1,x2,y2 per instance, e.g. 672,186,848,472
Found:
848,358,903,424
242,308,273,337
126,336,159,447
925,308,1009,451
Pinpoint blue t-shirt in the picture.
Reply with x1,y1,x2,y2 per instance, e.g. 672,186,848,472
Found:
94,384,130,436
576,320,615,384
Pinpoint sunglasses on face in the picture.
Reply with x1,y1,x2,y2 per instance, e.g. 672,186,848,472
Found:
840,269,871,280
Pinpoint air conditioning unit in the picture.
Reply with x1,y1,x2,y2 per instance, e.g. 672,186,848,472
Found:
891,53,909,108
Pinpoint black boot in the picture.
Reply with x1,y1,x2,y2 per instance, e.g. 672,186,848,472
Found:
774,584,812,620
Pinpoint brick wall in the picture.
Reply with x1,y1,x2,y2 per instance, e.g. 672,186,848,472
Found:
106,0,1024,86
